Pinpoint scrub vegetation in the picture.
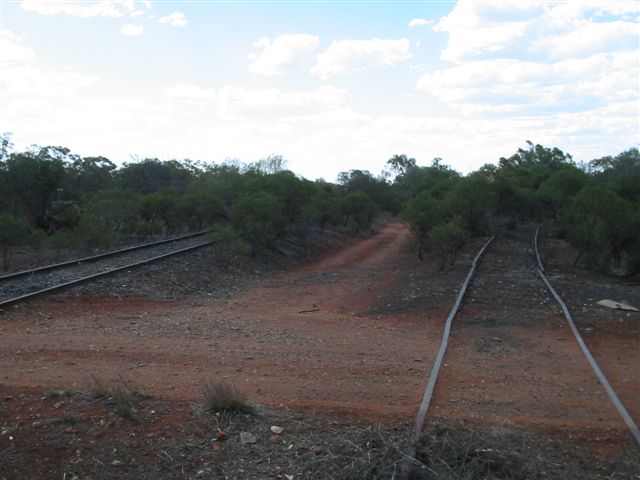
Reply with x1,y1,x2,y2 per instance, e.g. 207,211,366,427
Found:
1,133,638,276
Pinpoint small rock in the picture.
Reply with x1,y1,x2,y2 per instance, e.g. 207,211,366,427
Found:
239,431,257,445
64,426,77,434
53,402,63,409
270,425,284,435
1,428,11,436
112,459,123,467
31,421,42,429
596,299,638,312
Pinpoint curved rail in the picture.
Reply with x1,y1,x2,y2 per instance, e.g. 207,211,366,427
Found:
534,228,640,448
0,229,212,282
411,236,495,442
0,241,211,309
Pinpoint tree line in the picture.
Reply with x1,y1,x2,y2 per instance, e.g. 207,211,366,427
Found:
0,138,378,270
1,134,638,275
396,143,639,275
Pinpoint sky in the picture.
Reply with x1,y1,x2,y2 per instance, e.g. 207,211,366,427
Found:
0,0,638,181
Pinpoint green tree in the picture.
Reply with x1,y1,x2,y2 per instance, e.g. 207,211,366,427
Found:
402,191,443,260
442,174,495,234
75,214,117,253
304,185,341,232
337,169,398,212
83,189,141,236
116,158,198,195
67,156,116,197
538,166,590,217
5,148,67,227
428,220,469,270
178,174,227,229
385,154,416,178
209,224,248,262
340,191,377,232
139,190,178,232
590,148,640,203
561,187,635,270
231,191,287,255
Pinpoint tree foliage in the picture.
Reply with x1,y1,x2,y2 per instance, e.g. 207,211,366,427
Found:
0,139,637,275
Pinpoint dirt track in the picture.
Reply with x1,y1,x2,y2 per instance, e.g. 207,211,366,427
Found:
1,222,441,421
1,221,639,477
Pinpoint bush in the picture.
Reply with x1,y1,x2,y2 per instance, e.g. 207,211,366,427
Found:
560,186,635,270
210,224,248,261
402,192,443,260
231,191,287,255
76,214,116,253
428,220,469,270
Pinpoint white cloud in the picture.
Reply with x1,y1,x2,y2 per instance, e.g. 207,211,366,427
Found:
417,53,638,115
19,0,150,18
119,24,144,36
531,20,638,60
418,0,639,120
1,31,99,100
248,34,319,76
1,9,637,183
408,18,432,28
217,85,347,119
159,12,188,27
434,0,539,63
165,84,216,102
0,31,37,68
253,36,271,49
311,38,412,79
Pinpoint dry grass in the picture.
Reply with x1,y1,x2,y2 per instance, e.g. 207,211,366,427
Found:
407,421,639,480
88,374,147,419
202,381,253,414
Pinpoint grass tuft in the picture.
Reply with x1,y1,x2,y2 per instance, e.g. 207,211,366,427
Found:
202,381,253,414
88,374,146,419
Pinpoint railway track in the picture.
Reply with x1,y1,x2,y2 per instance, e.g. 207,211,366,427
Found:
410,228,640,453
0,231,212,308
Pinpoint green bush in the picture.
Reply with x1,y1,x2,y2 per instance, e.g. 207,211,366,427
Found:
560,186,635,270
428,220,469,270
210,224,248,260
231,191,287,255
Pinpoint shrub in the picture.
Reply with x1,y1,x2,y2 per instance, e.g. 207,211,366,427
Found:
210,224,248,260
428,220,469,270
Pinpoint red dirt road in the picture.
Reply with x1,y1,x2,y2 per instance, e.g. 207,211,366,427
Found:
1,222,638,445
1,222,437,421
